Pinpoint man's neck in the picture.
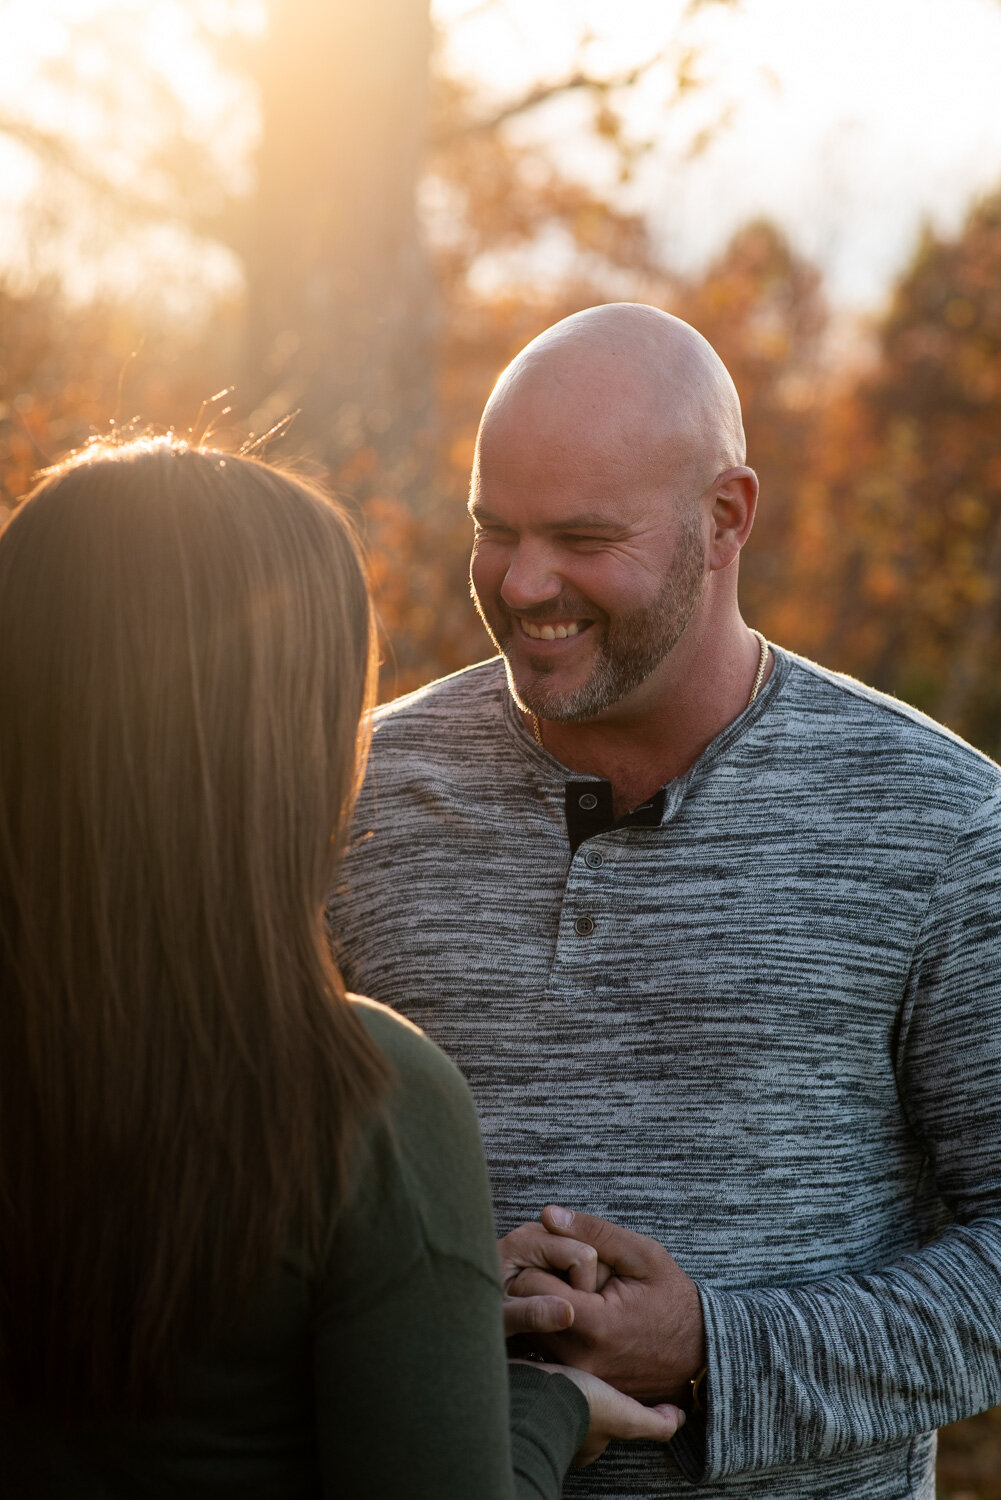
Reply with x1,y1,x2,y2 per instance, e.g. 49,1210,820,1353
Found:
530,620,770,819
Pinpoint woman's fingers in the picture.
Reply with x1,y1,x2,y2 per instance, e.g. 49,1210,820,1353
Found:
512,1360,685,1467
570,1371,685,1465
498,1221,601,1292
608,1396,686,1444
502,1293,574,1338
506,1266,593,1306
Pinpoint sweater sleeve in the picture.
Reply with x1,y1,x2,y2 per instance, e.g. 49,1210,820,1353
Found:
312,1001,588,1498
672,787,1001,1484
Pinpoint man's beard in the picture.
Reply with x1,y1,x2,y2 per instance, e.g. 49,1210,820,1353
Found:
474,513,707,723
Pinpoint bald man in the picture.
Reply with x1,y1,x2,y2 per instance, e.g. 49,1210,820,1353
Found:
328,305,1001,1499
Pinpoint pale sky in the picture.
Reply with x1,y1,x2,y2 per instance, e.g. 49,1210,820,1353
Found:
436,0,1001,308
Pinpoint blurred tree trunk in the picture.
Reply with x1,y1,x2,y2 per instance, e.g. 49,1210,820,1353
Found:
240,0,434,491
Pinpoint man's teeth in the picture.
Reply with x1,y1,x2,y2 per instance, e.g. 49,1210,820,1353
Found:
521,619,582,640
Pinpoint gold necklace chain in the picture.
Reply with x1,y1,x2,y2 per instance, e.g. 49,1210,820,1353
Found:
529,630,770,748
746,628,770,706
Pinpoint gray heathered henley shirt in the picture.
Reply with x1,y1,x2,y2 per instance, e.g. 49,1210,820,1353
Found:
328,645,1001,1500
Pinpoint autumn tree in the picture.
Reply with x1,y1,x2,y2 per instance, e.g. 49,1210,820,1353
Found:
872,192,1001,746
668,220,829,647
790,190,1001,755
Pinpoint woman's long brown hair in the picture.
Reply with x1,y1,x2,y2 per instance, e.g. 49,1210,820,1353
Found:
0,437,389,1422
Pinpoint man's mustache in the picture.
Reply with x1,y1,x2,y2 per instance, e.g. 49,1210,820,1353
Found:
501,601,599,625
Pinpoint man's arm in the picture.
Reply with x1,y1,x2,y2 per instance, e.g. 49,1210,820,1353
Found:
508,787,1001,1482
522,1207,1001,1482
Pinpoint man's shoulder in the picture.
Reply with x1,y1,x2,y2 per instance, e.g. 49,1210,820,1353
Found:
779,648,1001,804
368,657,508,758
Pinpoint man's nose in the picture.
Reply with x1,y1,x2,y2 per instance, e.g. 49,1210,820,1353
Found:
499,544,562,612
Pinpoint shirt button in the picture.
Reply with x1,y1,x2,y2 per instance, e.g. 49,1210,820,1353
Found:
584,850,604,868
574,915,595,936
578,792,598,810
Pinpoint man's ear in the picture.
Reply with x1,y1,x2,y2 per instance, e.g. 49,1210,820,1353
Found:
707,467,758,571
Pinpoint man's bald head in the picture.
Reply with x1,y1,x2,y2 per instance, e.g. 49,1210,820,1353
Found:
475,303,745,501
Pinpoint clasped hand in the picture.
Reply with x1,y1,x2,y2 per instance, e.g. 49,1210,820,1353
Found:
500,1205,706,1407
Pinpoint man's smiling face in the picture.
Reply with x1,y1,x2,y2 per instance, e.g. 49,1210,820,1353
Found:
468,426,708,725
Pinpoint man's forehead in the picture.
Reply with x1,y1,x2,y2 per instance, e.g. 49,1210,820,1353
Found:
477,371,707,490
473,412,689,508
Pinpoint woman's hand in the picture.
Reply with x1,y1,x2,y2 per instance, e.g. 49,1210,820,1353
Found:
498,1221,613,1339
511,1359,685,1467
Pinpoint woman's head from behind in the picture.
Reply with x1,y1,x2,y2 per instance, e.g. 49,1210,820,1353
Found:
0,436,386,1420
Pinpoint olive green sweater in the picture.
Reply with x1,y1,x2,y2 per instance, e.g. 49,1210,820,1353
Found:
3,998,588,1498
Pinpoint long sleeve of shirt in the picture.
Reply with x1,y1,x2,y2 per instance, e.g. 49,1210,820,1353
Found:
673,785,1001,1483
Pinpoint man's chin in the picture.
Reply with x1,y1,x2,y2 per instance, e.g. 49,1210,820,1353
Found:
495,633,621,722
502,658,565,720
504,668,602,725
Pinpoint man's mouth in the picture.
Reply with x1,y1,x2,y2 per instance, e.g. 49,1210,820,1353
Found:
517,617,591,641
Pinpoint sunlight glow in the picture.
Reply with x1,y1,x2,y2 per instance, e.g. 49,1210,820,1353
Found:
0,0,259,312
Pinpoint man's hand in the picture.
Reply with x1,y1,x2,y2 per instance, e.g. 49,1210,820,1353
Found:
498,1220,610,1339
505,1206,706,1406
